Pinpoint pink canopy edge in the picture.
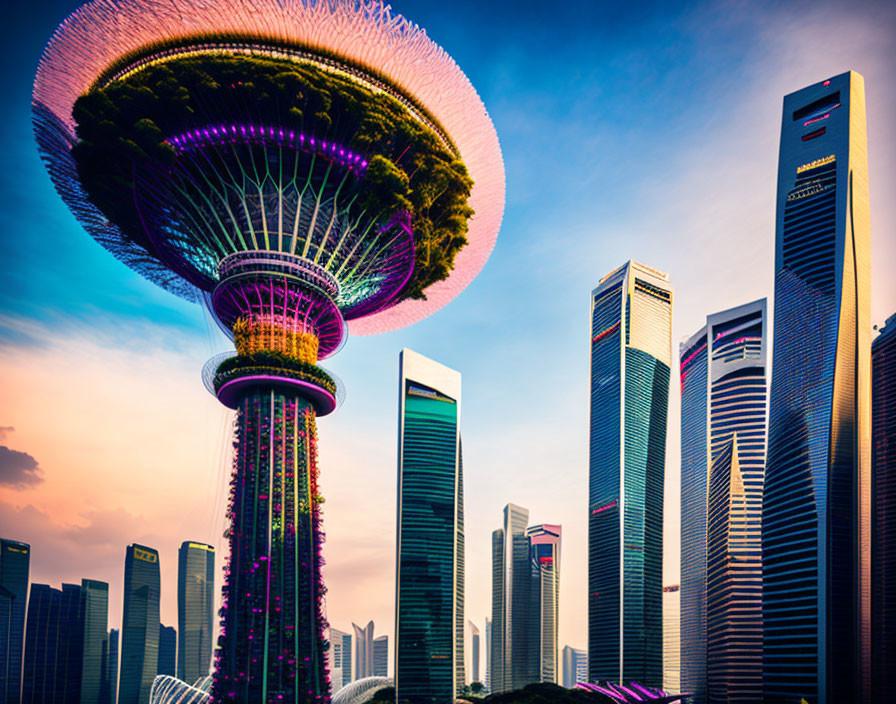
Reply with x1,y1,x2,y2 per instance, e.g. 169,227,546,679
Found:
33,0,505,336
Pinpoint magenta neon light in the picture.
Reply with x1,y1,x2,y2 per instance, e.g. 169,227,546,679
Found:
592,321,620,344
681,341,707,368
592,498,617,515
168,124,369,171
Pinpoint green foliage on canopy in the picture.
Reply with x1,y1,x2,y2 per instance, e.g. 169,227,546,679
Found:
71,54,474,301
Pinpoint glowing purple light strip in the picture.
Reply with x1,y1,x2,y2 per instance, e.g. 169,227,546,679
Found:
592,498,617,515
217,375,337,415
168,124,369,171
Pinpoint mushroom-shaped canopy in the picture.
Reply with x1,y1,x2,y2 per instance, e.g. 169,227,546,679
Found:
33,0,505,335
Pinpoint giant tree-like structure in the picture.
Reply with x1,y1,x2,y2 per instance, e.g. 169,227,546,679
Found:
32,2,504,702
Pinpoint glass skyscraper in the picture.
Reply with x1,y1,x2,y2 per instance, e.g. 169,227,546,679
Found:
177,541,214,684
561,646,588,689
119,544,160,704
872,314,896,700
468,621,479,684
395,348,463,704
0,539,29,704
105,629,118,704
527,524,561,684
764,72,871,703
326,627,352,690
491,509,561,690
484,618,491,693
680,299,767,704
490,503,530,693
158,625,176,677
588,260,672,687
373,636,388,678
352,621,374,681
80,579,109,704
662,585,679,694
22,582,83,704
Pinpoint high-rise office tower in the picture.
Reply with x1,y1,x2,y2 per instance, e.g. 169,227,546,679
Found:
707,439,762,702
103,628,118,704
763,72,871,704
158,625,176,677
0,539,29,704
327,628,352,690
80,579,109,704
22,583,83,704
395,349,463,704
119,544,160,704
680,299,767,704
484,618,491,692
561,646,588,689
527,524,561,684
373,636,388,678
490,503,530,693
468,621,480,684
872,314,896,700
177,541,214,684
352,621,374,681
662,586,680,693
60,583,84,701
22,584,61,704
455,445,465,694
588,261,672,686
491,509,562,690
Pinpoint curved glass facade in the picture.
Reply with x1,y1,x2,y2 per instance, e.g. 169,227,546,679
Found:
588,261,671,687
681,300,767,704
395,350,462,704
679,331,707,704
764,72,871,703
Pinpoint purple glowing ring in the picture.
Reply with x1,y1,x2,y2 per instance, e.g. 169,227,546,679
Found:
216,374,337,415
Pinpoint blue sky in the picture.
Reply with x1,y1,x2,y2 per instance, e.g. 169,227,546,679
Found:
2,0,895,673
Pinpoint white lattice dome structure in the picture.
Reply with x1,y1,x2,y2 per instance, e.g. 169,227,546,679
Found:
149,674,212,704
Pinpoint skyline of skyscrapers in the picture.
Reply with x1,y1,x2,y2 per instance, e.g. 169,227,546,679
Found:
872,314,896,701
395,349,464,703
119,544,160,704
680,299,768,703
0,539,29,704
490,506,562,692
21,581,84,703
177,541,214,686
763,70,871,704
2,64,893,704
588,260,672,687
